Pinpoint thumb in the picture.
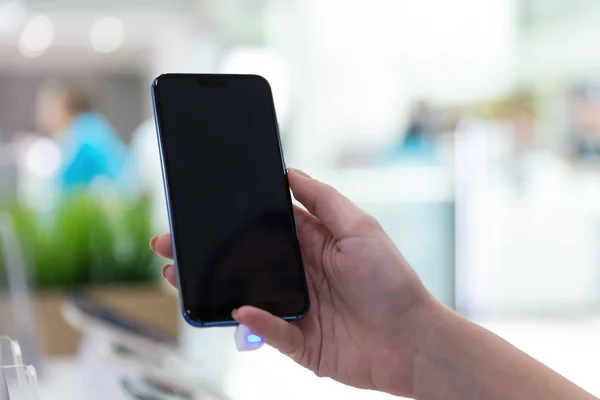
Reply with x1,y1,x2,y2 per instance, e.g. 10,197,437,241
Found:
233,306,304,360
288,169,377,238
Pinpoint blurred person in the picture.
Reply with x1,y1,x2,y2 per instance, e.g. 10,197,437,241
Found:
127,118,168,228
511,101,536,155
128,118,161,194
152,169,596,400
35,79,128,192
384,101,438,164
569,89,600,163
491,96,538,191
403,102,432,143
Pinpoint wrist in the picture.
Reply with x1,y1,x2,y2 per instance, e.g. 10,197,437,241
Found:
378,292,449,398
409,301,464,400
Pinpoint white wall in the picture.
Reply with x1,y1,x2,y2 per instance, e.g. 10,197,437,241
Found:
488,165,600,312
267,0,516,169
518,8,600,85
455,123,600,315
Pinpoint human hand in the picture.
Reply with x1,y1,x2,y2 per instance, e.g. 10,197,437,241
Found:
150,169,438,398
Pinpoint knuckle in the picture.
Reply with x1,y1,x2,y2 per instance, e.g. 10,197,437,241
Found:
357,214,381,231
321,183,338,198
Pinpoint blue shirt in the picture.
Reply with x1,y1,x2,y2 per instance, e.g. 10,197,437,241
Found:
60,112,128,190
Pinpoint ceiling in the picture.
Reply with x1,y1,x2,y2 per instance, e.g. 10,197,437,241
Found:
18,0,195,13
0,0,271,72
0,0,200,71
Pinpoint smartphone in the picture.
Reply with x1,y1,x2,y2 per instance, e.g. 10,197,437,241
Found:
151,74,309,327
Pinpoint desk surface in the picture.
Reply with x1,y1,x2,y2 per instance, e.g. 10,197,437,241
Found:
38,318,600,400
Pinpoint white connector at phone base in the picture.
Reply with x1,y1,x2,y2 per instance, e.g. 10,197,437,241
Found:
234,325,264,352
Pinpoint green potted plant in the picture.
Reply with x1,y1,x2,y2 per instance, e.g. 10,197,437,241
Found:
0,192,179,355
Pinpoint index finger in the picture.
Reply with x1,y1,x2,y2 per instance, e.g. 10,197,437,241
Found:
288,169,377,238
150,233,173,259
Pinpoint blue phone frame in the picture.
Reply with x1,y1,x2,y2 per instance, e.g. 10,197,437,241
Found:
150,73,309,328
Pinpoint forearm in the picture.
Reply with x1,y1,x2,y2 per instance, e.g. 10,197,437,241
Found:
411,304,597,400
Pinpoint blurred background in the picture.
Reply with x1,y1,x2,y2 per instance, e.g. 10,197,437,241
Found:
1,0,600,398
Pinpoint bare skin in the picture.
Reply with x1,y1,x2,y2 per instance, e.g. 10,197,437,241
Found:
151,169,597,400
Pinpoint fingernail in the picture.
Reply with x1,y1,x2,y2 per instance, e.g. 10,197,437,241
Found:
161,264,171,279
291,168,311,178
149,236,158,250
231,308,239,319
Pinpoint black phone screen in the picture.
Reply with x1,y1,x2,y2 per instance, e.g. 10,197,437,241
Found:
152,74,309,325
